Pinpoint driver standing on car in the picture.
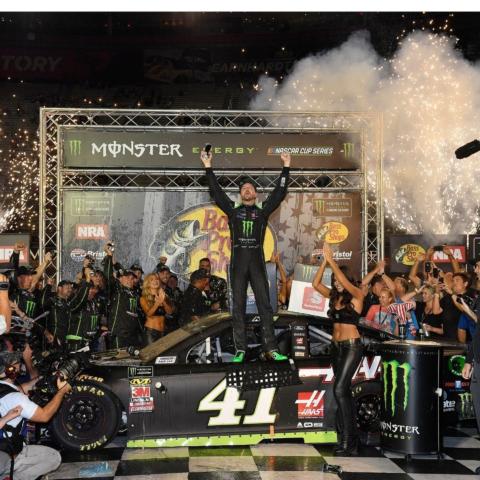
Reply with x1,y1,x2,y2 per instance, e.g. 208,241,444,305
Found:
201,149,291,363
0,351,71,479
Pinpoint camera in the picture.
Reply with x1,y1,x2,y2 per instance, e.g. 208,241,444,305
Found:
425,261,432,273
84,254,95,268
432,267,440,278
107,242,115,253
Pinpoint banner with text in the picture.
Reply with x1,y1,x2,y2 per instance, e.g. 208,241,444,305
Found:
61,128,360,169
61,190,362,286
389,235,467,274
0,234,30,267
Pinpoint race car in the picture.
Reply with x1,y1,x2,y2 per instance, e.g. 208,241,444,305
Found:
45,311,472,452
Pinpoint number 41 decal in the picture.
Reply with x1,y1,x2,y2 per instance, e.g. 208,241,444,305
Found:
198,379,277,426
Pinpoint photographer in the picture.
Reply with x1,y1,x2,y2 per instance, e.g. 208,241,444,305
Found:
0,351,70,479
103,242,142,349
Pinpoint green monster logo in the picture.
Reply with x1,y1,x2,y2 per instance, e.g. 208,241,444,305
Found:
448,355,465,377
90,315,98,330
242,220,254,237
458,392,472,418
24,300,36,317
343,142,354,159
129,298,137,311
69,139,82,156
383,360,412,415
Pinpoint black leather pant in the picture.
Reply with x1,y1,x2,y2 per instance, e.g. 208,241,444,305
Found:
331,338,363,439
230,247,277,352
144,327,163,345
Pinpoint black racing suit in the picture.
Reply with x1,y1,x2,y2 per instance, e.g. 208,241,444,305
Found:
45,282,90,346
104,255,142,348
205,166,289,352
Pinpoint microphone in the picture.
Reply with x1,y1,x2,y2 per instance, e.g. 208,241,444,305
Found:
455,139,480,159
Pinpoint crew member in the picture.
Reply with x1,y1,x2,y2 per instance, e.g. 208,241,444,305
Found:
179,269,211,326
201,150,290,363
199,257,228,311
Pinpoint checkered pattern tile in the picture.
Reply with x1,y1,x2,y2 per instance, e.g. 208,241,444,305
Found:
42,427,480,480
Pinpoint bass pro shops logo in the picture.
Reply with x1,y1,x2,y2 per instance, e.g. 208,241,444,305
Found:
242,220,254,237
383,360,411,416
69,139,82,156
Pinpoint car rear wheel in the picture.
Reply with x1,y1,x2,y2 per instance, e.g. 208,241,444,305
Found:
353,381,382,446
51,381,121,451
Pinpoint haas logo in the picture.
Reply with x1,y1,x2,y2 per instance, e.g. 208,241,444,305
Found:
76,224,109,240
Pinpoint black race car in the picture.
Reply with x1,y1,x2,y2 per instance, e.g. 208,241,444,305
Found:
43,311,473,451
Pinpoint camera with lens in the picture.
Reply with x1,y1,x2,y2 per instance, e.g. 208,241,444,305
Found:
107,242,115,253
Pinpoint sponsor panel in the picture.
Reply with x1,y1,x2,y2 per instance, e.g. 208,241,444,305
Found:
62,128,360,169
75,224,109,240
390,235,467,273
0,234,30,266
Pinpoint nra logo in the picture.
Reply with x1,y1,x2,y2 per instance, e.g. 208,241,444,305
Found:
75,224,109,240
131,386,151,398
432,246,466,263
295,390,325,418
0,246,28,262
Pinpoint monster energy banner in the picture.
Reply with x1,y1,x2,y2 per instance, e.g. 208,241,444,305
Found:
61,190,362,287
61,128,360,169
379,342,441,454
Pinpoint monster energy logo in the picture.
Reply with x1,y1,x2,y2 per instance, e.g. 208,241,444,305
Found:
383,360,411,416
90,315,98,330
129,298,137,311
242,220,254,237
24,300,36,317
458,392,473,418
69,139,82,156
343,142,354,159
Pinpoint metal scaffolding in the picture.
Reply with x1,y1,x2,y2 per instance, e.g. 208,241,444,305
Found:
39,108,383,276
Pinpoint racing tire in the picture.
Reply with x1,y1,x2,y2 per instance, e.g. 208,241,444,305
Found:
51,380,121,451
352,381,382,446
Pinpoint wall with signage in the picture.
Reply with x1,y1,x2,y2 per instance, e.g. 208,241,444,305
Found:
0,234,30,267
61,190,362,284
389,235,467,274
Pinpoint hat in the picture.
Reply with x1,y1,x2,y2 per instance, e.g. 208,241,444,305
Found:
117,269,136,278
58,280,74,287
130,264,144,274
0,351,22,375
238,176,257,192
17,266,36,276
190,268,210,283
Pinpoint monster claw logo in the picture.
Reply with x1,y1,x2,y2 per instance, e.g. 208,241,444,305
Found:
458,392,472,418
24,300,36,317
129,298,137,311
69,139,82,156
242,220,254,237
383,360,412,415
343,142,354,159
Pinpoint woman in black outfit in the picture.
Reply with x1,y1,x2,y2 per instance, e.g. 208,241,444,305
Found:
312,243,364,456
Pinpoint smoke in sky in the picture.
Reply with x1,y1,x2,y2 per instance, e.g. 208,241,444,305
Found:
251,30,480,235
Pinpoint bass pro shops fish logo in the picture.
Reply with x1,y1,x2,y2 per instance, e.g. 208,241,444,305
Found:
148,203,275,282
394,244,425,266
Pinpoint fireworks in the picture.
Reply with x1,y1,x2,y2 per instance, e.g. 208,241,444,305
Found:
251,16,480,235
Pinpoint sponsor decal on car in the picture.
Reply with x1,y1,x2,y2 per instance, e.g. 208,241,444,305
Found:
295,390,325,418
129,378,152,386
155,356,177,364
131,386,151,398
128,366,153,378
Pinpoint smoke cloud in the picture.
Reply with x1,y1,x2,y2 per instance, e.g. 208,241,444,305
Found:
251,31,480,235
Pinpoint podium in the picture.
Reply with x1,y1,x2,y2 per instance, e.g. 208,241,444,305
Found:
378,340,444,456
